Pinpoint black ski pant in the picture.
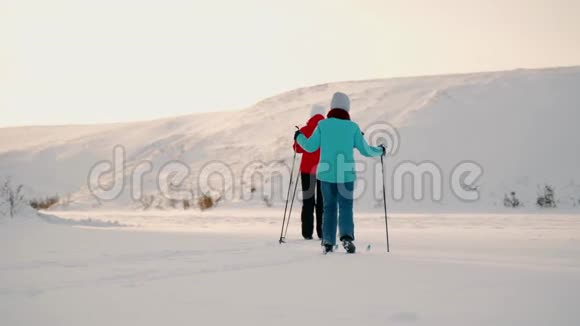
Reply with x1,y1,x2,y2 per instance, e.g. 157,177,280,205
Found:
300,173,323,238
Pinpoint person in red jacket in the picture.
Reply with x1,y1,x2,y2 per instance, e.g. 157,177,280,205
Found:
293,104,326,240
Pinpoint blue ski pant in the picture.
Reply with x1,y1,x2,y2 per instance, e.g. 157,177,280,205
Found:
320,181,355,245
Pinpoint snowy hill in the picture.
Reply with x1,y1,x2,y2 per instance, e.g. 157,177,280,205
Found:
1,66,580,212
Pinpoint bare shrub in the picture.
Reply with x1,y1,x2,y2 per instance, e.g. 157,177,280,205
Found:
1,178,25,218
503,191,521,208
30,195,60,210
537,185,556,208
197,194,215,211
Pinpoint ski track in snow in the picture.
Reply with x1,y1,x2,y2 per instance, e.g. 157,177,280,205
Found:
1,211,580,325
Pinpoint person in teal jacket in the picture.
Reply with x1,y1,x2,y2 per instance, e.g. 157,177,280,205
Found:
295,92,385,254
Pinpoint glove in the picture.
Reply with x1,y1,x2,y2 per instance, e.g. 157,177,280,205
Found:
378,144,386,156
294,130,302,141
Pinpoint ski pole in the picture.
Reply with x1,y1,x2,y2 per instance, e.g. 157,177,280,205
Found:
380,154,390,252
279,150,297,244
279,126,300,244
283,171,300,240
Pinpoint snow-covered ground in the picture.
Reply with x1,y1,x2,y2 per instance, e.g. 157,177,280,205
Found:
1,210,579,326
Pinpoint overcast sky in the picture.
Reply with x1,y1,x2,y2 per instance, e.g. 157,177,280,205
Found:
1,0,579,127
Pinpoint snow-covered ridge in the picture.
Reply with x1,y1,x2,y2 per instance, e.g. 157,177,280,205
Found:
1,66,579,211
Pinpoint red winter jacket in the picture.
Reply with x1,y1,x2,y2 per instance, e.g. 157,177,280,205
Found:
293,114,325,174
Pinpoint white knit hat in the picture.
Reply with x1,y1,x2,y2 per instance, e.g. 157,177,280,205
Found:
331,92,350,112
310,104,326,117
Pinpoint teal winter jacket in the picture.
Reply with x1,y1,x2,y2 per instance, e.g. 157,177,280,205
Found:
296,118,383,183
